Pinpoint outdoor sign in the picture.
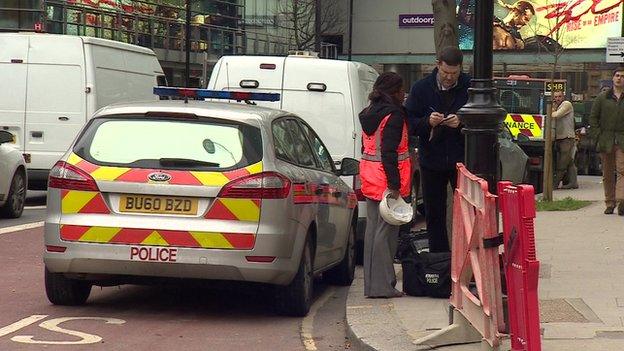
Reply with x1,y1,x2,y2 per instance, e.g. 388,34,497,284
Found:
606,37,624,62
457,0,623,51
398,14,435,28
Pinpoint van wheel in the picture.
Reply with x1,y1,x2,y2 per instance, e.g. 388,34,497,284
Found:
324,225,355,286
275,237,313,317
0,170,26,218
45,267,91,306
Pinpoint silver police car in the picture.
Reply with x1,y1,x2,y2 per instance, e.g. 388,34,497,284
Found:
44,88,359,316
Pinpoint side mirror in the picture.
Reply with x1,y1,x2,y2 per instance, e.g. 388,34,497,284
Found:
0,130,14,144
339,157,359,176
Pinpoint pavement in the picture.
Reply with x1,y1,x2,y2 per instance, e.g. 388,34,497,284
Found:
346,175,624,350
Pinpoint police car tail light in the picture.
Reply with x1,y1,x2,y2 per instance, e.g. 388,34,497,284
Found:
153,87,280,102
48,161,99,191
218,172,291,199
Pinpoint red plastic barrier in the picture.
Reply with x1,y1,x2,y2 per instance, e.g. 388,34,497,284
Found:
498,181,541,351
450,164,505,347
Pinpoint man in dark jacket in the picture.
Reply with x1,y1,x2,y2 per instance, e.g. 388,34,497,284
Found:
404,46,470,252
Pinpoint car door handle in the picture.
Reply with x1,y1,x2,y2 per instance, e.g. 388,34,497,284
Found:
58,116,69,121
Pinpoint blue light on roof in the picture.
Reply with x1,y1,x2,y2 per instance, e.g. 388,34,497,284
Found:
153,87,280,102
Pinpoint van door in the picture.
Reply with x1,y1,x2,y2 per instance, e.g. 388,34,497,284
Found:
208,56,285,109
24,36,86,172
281,58,353,163
0,35,29,151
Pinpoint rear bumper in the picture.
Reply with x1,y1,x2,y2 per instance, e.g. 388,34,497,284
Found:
43,222,303,286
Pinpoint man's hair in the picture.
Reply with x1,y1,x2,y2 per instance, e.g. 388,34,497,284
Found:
613,67,624,76
438,46,463,66
514,1,535,15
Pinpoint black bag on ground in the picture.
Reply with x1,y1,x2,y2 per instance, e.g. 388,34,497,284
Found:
400,230,451,298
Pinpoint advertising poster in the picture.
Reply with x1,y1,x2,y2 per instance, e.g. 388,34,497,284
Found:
457,0,623,51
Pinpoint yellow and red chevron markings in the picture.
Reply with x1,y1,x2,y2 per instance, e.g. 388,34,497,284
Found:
504,114,543,138
66,153,262,186
62,190,110,214
204,198,261,221
60,225,255,249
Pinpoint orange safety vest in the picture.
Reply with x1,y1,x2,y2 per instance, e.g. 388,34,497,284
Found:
359,114,411,201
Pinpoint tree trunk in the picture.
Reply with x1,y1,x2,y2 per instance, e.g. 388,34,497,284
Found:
542,58,559,201
432,0,459,55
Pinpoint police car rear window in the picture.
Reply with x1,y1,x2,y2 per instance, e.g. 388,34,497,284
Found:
74,116,262,171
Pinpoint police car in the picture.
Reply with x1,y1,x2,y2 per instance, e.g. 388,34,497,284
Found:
43,88,359,316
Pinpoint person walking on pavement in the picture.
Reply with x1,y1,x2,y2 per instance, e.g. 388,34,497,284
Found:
359,72,411,298
552,90,579,189
404,46,470,253
589,68,624,215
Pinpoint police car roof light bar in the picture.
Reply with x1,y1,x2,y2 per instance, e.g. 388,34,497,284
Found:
153,87,280,102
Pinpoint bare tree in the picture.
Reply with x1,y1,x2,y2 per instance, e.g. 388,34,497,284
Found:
521,0,577,201
277,0,343,51
432,0,459,54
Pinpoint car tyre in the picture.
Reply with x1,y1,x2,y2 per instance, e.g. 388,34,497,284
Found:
0,170,26,218
275,237,313,317
324,225,355,286
45,267,91,306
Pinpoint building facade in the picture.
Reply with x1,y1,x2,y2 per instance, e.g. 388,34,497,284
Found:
338,0,623,98
0,0,296,86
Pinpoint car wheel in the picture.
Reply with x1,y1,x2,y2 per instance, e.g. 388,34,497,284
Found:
324,225,355,286
45,267,92,306
0,170,26,218
275,236,313,317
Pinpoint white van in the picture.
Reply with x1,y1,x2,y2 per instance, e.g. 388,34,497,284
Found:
0,33,165,189
207,53,379,253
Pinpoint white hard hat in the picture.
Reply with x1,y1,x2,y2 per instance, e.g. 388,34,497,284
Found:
379,190,413,226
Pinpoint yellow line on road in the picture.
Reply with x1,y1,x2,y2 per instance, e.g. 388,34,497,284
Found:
300,286,336,351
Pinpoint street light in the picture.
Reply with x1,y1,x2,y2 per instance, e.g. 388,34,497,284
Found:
457,0,506,193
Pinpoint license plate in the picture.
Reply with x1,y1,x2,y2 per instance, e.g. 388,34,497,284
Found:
119,195,198,215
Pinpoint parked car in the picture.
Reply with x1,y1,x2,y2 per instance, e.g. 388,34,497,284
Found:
0,32,165,190
207,53,378,260
43,88,358,317
0,130,27,218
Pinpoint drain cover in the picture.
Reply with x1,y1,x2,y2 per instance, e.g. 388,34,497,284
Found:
540,298,589,323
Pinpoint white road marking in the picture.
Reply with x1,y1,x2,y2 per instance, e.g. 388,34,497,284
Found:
300,286,336,351
24,205,46,210
0,315,48,338
11,317,126,345
0,222,44,235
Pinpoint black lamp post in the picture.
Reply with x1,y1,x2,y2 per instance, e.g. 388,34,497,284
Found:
185,0,192,88
457,0,506,193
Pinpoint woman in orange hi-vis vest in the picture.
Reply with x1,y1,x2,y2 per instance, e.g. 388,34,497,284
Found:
359,72,411,298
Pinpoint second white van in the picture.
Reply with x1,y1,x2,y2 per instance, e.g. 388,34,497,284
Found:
0,33,165,189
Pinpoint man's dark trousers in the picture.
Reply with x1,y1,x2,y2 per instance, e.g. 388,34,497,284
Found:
421,166,457,253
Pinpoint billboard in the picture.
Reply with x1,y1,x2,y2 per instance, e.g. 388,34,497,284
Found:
457,0,623,51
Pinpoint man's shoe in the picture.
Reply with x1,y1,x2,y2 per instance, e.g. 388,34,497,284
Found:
605,206,615,214
560,184,579,189
618,203,624,216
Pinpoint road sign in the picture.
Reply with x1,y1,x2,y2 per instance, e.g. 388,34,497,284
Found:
607,37,624,63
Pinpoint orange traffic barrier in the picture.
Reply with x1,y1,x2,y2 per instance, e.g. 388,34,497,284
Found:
498,181,541,351
450,163,505,347
416,163,505,349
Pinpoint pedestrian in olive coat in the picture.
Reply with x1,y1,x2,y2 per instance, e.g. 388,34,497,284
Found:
589,68,624,215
